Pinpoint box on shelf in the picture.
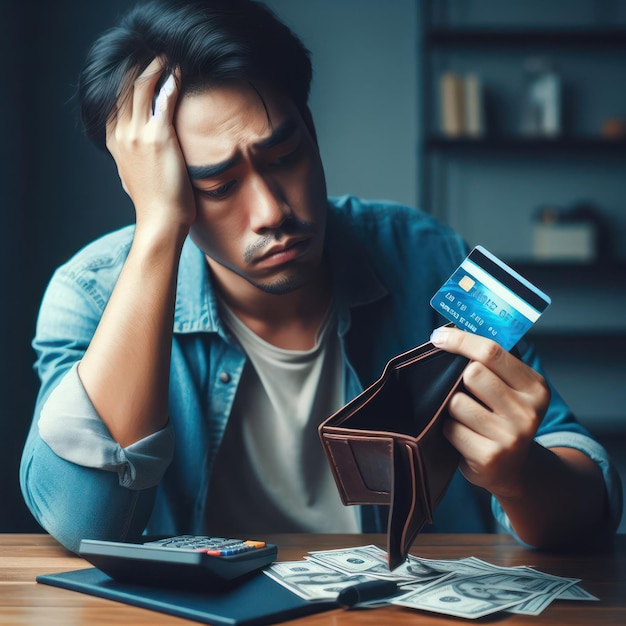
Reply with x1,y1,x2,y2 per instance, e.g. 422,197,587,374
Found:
532,222,595,263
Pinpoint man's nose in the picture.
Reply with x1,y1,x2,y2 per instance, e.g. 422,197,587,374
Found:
247,172,291,232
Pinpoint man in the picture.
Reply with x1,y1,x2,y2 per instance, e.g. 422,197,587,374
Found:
20,0,621,553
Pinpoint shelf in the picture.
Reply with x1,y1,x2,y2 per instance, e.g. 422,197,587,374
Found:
426,28,626,49
426,136,626,154
509,261,626,280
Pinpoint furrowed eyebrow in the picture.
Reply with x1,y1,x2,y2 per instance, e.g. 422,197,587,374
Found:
187,155,241,181
254,117,299,150
186,118,298,181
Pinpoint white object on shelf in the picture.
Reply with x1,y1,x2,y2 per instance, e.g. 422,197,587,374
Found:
521,57,562,137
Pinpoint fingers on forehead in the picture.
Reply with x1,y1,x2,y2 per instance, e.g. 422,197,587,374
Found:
135,57,166,84
109,57,167,125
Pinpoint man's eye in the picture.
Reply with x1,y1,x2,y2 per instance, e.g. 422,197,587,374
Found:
200,180,236,199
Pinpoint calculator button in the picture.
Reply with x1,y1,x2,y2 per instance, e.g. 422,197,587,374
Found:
143,536,266,556
202,541,266,556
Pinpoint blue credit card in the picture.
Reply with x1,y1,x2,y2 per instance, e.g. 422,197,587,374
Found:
430,246,551,350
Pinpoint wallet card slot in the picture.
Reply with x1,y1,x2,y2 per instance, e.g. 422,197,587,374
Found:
323,435,393,505
349,438,393,493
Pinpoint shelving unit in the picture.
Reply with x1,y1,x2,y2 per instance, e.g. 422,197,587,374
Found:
419,14,626,222
426,137,626,154
418,0,626,258
417,1,626,435
426,27,626,48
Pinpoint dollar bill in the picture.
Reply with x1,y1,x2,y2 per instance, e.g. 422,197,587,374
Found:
463,570,576,616
392,573,541,619
308,545,463,584
264,560,372,601
556,584,599,601
306,545,386,575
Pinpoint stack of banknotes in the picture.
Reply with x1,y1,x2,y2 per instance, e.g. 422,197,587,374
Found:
264,545,597,619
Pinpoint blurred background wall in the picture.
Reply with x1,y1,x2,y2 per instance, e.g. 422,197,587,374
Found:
2,0,624,533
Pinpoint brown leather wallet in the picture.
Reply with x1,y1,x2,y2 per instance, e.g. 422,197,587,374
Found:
318,339,468,570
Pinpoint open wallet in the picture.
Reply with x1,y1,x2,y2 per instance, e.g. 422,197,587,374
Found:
318,335,469,570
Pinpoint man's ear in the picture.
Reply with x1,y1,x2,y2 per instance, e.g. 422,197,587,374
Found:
300,105,319,146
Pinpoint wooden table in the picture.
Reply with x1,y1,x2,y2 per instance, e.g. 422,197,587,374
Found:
1,533,625,624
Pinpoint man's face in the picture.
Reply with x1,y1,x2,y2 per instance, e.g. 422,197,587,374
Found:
174,82,328,296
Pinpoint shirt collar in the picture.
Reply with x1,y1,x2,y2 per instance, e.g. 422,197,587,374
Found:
324,203,389,336
173,238,221,334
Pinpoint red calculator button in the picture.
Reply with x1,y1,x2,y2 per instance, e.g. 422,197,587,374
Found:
203,549,223,556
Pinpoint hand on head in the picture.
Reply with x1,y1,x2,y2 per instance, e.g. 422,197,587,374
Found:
105,58,197,237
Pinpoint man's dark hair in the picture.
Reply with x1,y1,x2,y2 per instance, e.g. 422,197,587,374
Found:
78,0,313,150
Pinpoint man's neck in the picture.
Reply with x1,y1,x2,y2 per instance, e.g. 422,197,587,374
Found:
210,264,333,351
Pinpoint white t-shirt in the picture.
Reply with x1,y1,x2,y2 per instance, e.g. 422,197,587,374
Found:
205,302,360,535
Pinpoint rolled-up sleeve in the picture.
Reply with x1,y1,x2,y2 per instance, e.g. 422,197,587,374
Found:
492,431,623,543
491,339,623,543
38,363,175,490
19,229,177,552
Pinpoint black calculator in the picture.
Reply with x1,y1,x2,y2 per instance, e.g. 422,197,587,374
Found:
79,535,278,589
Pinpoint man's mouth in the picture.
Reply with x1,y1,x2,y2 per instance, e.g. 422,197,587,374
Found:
253,237,310,267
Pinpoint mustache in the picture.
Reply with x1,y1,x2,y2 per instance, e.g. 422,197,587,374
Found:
243,218,316,264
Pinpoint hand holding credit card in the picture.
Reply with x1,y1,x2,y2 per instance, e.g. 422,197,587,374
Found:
430,246,551,350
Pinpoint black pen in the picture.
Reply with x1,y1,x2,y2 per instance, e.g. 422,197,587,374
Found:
336,579,399,608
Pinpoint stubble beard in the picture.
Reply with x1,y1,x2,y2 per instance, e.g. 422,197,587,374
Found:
242,218,323,295
246,260,321,295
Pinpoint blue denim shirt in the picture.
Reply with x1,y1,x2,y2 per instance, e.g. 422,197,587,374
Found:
20,196,622,552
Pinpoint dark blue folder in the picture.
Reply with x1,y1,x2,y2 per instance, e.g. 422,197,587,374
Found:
37,567,336,625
